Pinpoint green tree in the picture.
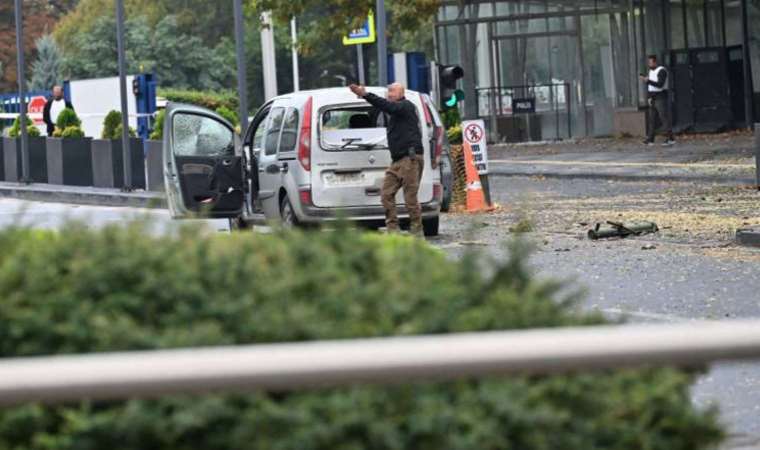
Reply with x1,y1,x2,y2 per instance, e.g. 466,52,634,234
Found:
29,34,63,91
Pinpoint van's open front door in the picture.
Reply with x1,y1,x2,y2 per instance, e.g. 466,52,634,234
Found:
163,103,244,218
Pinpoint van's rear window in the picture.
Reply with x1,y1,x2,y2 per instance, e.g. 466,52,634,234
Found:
320,106,388,151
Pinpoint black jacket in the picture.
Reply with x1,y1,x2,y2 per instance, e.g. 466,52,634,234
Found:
362,93,423,162
43,97,74,135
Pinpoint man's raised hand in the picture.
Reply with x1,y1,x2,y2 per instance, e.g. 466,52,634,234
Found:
349,84,367,98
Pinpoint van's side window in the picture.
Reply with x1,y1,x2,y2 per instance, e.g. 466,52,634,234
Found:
263,107,285,156
251,110,270,151
278,108,299,153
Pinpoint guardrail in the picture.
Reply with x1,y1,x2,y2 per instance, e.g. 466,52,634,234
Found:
1,320,760,405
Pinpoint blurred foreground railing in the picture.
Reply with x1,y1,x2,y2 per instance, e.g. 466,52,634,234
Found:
2,320,760,405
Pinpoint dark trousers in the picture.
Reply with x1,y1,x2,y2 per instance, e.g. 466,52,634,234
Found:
647,92,673,142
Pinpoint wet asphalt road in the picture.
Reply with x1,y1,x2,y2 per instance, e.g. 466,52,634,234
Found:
1,176,759,447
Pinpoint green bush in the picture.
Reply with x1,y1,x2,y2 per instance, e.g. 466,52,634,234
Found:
8,114,40,138
54,108,81,131
101,110,122,139
158,88,239,112
101,110,136,139
447,124,462,144
215,105,239,128
149,109,166,140
59,125,85,138
0,224,723,450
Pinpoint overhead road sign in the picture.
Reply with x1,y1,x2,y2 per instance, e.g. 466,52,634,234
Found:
343,12,376,45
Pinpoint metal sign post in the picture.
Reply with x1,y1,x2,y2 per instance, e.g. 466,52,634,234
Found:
755,123,760,190
376,0,387,86
13,0,30,183
233,0,249,130
115,0,133,191
356,45,365,85
260,12,278,102
291,17,300,92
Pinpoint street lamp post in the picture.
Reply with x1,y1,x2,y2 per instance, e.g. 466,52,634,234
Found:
115,0,133,191
233,0,249,130
13,0,30,183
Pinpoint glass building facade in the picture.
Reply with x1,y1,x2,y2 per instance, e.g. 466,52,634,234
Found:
435,0,759,142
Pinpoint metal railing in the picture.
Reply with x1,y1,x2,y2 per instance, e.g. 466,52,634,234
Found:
1,320,760,405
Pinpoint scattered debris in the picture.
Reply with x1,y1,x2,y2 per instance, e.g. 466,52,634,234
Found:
554,248,571,252
588,221,659,240
736,227,760,248
641,244,657,250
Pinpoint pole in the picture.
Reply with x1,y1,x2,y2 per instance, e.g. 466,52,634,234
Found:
115,0,132,191
740,0,755,127
260,12,278,101
754,123,760,190
356,44,365,85
376,0,387,86
233,0,249,130
291,17,300,92
14,0,30,184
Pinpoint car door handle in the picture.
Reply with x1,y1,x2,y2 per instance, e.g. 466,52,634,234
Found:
221,158,234,166
265,164,280,174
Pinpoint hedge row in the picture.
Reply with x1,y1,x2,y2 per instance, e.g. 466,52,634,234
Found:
158,88,240,113
0,223,723,450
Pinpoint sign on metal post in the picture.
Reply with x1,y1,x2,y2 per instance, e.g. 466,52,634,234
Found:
462,120,489,175
343,12,376,46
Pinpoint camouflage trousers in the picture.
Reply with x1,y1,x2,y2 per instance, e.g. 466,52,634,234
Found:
382,155,423,233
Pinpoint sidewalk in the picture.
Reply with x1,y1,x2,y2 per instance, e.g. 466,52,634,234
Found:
488,132,759,184
0,182,165,208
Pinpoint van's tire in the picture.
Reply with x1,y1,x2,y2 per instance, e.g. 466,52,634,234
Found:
280,195,298,228
423,216,439,237
229,216,252,231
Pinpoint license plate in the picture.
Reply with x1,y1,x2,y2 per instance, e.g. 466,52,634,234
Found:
325,172,365,186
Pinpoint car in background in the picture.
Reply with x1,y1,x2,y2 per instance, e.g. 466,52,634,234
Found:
162,87,443,236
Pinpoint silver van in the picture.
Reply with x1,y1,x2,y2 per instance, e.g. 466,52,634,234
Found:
163,87,444,236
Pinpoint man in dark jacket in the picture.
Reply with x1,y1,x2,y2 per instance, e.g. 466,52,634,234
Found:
43,85,74,136
639,55,674,146
349,82,424,236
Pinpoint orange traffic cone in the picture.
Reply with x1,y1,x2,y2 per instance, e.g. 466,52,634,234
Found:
462,141,488,212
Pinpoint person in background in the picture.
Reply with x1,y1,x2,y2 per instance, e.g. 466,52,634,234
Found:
43,85,74,136
640,55,675,146
348,82,425,237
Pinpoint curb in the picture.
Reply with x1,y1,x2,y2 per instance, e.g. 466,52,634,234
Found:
488,168,756,185
0,182,166,209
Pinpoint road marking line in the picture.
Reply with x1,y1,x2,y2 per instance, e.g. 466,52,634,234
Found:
489,159,755,170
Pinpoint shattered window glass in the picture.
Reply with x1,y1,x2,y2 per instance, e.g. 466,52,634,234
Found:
172,113,233,157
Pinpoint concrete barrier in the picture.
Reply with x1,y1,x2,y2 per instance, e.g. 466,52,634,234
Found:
46,137,94,186
144,139,164,192
91,138,145,189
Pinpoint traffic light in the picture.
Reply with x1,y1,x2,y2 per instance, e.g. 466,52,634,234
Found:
438,64,464,109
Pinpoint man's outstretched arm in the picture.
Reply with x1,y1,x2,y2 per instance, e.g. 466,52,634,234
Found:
349,84,405,115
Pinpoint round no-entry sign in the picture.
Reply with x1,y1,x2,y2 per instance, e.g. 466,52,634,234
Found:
28,96,47,125
464,123,485,144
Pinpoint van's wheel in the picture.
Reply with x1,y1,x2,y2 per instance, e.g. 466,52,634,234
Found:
280,195,298,228
229,216,251,231
423,216,439,237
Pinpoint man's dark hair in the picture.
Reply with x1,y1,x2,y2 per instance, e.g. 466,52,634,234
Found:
648,55,658,62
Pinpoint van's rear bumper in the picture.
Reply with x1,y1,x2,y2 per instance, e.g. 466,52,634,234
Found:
297,201,440,223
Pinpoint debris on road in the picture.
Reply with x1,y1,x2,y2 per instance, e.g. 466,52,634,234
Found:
641,244,657,250
736,227,760,248
588,221,659,240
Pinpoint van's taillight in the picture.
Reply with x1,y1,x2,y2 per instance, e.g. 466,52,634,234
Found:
432,126,444,168
433,183,443,201
299,189,312,206
298,96,313,171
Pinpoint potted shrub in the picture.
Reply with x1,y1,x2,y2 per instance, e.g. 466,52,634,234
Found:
91,110,146,189
2,114,46,183
45,108,93,186
144,109,165,191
